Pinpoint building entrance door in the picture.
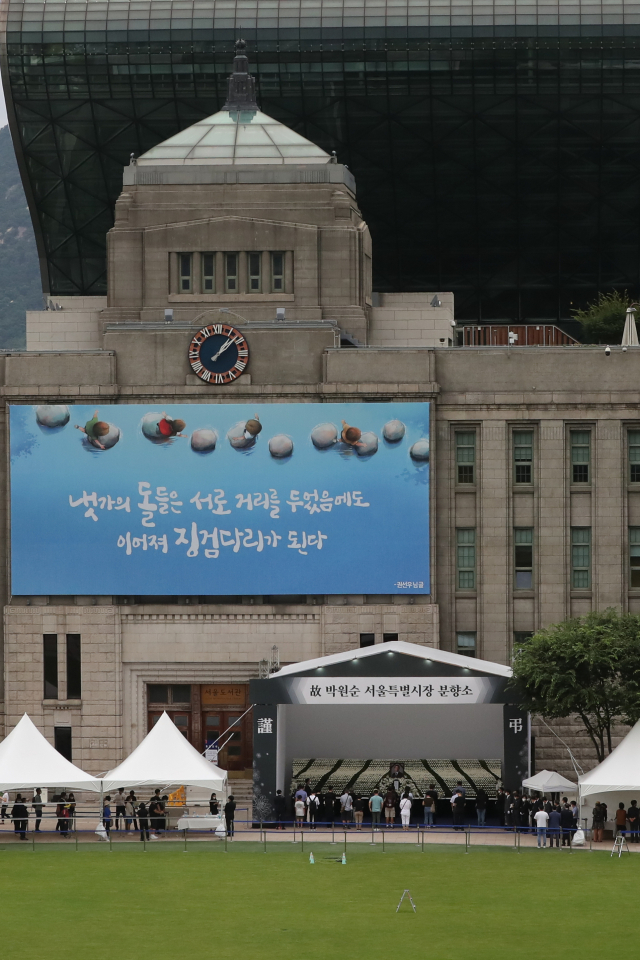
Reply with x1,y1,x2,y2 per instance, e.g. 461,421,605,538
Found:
203,711,248,771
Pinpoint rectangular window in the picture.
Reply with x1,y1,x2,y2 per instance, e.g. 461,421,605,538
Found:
179,252,192,292
43,634,58,699
359,633,375,647
514,631,534,646
54,727,72,762
201,252,215,292
457,632,476,657
456,431,476,484
456,528,476,589
629,431,640,483
571,430,590,484
271,251,284,292
225,252,238,292
513,430,533,484
148,684,169,703
630,528,640,588
171,684,192,703
248,252,261,292
514,528,533,589
66,634,81,700
383,633,399,642
571,527,591,588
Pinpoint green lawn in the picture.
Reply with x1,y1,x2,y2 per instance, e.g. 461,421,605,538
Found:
1,842,636,958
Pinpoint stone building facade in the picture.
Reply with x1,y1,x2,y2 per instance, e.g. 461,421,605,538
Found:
2,48,637,782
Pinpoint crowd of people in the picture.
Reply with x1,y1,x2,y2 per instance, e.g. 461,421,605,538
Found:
270,781,591,835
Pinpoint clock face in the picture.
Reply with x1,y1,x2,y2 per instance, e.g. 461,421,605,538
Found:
188,323,249,384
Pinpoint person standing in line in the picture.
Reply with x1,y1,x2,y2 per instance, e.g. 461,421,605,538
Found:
324,785,337,827
615,803,627,839
339,788,353,827
495,787,507,827
560,803,574,846
475,788,488,828
627,799,640,842
224,795,236,838
399,790,412,830
32,788,44,832
102,796,112,838
534,806,549,848
125,796,137,831
273,789,287,830
423,784,438,827
138,801,150,842
294,783,308,804
548,805,561,847
1,789,9,822
114,787,127,830
352,795,365,831
67,793,76,833
55,792,67,832
307,790,320,830
294,797,305,826
454,780,467,799
452,790,466,831
209,793,219,816
570,800,579,829
148,790,163,838
384,789,396,828
591,802,605,842
369,789,383,831
160,796,169,834
11,795,29,840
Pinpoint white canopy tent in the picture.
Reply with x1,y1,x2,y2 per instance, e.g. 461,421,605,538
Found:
522,769,577,793
0,714,100,792
579,719,640,812
101,712,227,793
621,307,640,347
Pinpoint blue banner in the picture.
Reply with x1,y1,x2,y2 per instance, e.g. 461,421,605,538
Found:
10,402,430,596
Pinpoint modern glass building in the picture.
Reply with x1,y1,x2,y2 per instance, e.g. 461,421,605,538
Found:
2,0,640,318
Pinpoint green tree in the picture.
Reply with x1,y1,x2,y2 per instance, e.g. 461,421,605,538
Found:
571,290,632,344
511,609,640,763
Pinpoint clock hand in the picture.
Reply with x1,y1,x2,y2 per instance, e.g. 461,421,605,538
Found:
210,337,235,362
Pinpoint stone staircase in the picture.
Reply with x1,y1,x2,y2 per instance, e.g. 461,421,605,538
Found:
226,778,254,822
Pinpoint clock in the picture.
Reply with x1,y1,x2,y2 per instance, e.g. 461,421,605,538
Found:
188,322,249,384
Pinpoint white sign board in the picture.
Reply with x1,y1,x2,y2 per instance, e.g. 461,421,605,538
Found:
286,676,500,705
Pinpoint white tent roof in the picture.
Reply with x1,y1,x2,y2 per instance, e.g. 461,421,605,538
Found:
0,714,100,792
579,719,640,798
621,307,639,347
137,108,330,167
272,639,512,679
101,712,227,792
522,769,577,792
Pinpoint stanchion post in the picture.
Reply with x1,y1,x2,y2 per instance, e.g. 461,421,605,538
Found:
264,827,267,853
32,833,35,853
143,833,146,852
382,830,385,853
75,829,78,852
517,829,521,853
183,829,187,853
465,830,469,854
225,831,228,852
301,831,304,853
421,830,424,853
331,825,335,845
344,830,347,855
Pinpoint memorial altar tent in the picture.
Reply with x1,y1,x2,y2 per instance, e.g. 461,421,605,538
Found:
101,711,227,792
579,718,640,812
249,641,529,818
0,713,100,791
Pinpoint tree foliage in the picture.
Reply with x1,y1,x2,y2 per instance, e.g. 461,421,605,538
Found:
571,290,632,344
511,610,640,763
